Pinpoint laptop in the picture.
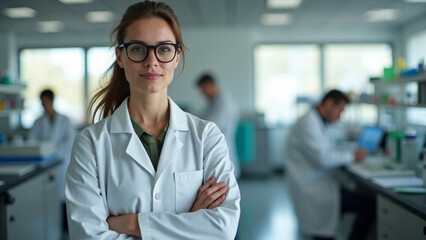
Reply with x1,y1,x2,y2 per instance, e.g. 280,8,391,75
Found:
357,126,384,153
348,126,414,179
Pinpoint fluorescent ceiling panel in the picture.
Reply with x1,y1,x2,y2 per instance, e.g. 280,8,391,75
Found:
86,11,114,22
36,21,64,33
261,13,292,26
405,0,426,2
365,9,398,22
3,7,36,18
59,0,93,4
267,0,302,9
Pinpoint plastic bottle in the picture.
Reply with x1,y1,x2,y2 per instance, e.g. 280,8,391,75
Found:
387,131,403,163
401,128,419,170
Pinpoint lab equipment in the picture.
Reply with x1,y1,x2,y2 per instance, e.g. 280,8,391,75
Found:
401,128,419,170
387,131,403,163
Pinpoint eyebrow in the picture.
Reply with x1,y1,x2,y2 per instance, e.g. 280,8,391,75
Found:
127,40,174,45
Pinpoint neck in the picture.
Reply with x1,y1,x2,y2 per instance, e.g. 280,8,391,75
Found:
128,93,169,126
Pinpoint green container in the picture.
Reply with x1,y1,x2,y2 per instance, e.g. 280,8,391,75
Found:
383,67,395,81
387,131,404,163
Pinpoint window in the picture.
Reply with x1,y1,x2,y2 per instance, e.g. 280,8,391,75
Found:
406,30,426,126
20,48,85,128
20,46,114,128
87,47,116,98
254,44,321,125
324,44,392,125
254,43,392,126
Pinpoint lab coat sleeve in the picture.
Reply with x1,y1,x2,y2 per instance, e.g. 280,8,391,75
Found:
65,133,135,240
295,117,353,169
138,124,241,240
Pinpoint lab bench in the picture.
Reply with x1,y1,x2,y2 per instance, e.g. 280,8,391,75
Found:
341,167,426,240
0,159,62,240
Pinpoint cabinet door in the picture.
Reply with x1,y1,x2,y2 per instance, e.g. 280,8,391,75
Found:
43,166,61,240
6,174,45,240
377,194,426,240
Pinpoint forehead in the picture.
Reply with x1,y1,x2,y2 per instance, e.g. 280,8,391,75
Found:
124,17,176,44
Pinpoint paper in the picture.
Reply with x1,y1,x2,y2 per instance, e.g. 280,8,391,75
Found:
372,176,423,188
0,164,36,176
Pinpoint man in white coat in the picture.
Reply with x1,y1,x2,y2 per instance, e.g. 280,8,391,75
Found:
197,73,241,179
28,88,76,231
284,90,375,240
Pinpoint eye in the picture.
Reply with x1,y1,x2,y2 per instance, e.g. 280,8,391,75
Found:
129,44,146,53
158,45,173,53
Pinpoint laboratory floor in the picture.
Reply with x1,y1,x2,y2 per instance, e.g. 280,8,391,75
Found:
237,174,299,240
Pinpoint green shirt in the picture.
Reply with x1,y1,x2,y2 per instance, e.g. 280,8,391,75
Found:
131,119,168,171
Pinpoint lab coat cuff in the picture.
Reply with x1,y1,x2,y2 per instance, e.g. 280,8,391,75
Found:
138,213,151,240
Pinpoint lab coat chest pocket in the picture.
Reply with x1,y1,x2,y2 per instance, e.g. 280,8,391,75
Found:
174,170,203,213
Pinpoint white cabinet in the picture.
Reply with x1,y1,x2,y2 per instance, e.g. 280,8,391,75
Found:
377,194,426,240
5,165,61,240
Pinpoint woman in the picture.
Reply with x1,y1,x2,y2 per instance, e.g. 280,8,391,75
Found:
65,1,240,239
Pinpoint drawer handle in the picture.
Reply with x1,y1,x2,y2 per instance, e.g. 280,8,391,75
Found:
9,215,15,223
48,175,55,182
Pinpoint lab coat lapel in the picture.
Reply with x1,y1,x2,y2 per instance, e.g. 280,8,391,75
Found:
111,98,156,176
156,98,188,178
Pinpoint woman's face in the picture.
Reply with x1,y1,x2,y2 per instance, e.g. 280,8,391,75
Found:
116,17,179,96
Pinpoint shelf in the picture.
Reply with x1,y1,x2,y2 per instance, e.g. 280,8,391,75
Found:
0,85,25,94
372,73,426,86
376,103,426,108
0,109,22,117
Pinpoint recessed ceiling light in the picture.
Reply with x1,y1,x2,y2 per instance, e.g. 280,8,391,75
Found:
36,21,64,33
86,11,114,23
267,0,302,9
3,7,36,18
365,9,398,22
261,13,292,26
59,0,93,4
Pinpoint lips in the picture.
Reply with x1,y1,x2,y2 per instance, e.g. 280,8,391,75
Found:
140,72,162,80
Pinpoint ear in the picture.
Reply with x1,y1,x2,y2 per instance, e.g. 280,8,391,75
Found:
115,47,124,68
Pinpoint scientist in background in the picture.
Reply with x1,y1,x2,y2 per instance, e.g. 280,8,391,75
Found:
284,89,374,240
28,88,76,230
197,73,241,179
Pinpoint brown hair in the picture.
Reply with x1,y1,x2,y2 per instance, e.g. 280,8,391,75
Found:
89,1,186,124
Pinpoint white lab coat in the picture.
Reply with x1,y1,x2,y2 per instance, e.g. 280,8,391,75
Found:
28,112,75,200
65,97,240,240
284,108,353,236
202,92,240,179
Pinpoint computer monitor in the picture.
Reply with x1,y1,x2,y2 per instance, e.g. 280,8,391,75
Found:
358,126,384,153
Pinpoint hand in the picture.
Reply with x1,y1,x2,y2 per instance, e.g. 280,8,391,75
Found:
107,213,141,237
354,148,368,163
190,177,228,212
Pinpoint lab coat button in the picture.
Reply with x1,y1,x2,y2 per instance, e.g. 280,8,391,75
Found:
155,193,161,199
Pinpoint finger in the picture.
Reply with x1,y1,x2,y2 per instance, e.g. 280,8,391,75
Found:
202,185,228,207
199,182,227,203
196,177,215,199
208,194,226,209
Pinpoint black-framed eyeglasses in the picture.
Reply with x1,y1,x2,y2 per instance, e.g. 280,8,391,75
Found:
118,42,180,63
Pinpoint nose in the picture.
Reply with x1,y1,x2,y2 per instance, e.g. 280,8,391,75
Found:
144,49,158,67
